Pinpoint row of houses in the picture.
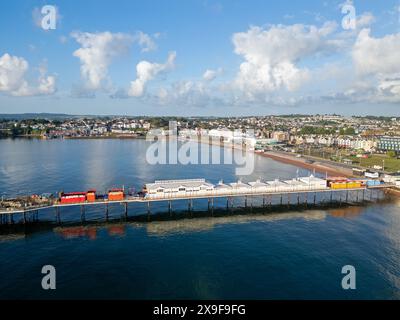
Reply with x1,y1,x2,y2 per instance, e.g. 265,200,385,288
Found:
179,128,400,154
290,136,377,152
144,177,328,199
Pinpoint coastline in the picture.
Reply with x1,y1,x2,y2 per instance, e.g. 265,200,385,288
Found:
0,135,146,140
185,136,354,178
259,151,354,178
64,135,146,140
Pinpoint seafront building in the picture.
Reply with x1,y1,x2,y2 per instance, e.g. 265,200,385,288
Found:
378,136,400,153
144,179,215,196
143,176,329,199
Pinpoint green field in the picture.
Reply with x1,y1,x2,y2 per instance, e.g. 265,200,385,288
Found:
297,146,400,173
349,154,400,173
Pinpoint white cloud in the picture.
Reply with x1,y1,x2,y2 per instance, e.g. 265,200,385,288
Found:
0,53,56,97
157,87,168,100
356,12,375,28
0,54,28,93
136,21,400,109
154,80,218,107
134,31,157,52
145,22,347,108
128,52,176,97
36,63,56,95
350,28,400,102
353,28,400,76
71,31,133,90
203,68,223,82
232,22,341,98
377,77,400,102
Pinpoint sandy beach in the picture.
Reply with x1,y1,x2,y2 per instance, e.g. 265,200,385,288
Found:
259,151,354,178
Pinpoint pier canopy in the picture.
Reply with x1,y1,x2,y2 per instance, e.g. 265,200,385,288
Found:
145,179,214,195
284,179,307,187
248,180,269,191
248,179,267,188
215,181,232,191
298,176,327,188
230,180,251,191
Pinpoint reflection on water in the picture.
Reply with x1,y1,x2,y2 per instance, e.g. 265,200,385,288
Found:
143,211,327,236
0,233,26,242
0,198,395,243
0,204,378,241
56,225,126,240
52,210,327,239
328,206,364,219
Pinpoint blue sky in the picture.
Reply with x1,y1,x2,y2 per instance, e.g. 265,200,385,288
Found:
0,0,399,116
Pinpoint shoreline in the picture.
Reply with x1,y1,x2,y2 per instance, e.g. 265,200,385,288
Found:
64,135,146,140
189,136,354,178
259,151,354,178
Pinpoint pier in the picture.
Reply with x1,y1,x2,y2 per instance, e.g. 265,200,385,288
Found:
0,175,394,226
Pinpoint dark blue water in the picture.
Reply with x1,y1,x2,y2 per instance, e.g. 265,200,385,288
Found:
0,138,399,299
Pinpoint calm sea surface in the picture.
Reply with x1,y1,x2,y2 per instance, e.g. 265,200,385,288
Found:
0,138,399,299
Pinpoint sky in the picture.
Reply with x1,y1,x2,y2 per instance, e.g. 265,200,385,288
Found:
0,0,399,116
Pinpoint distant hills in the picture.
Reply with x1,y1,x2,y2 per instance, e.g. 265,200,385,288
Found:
0,113,77,120
0,113,113,120
0,113,398,121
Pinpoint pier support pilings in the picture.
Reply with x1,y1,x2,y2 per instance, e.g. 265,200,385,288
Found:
124,202,128,218
80,205,85,222
168,201,172,215
105,203,109,221
188,199,193,212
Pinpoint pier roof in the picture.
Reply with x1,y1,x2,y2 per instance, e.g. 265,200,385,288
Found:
146,179,214,191
266,180,287,187
215,182,232,190
248,180,268,188
284,179,307,186
229,181,251,189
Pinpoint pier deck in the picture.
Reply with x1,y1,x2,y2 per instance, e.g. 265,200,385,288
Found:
0,184,394,217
